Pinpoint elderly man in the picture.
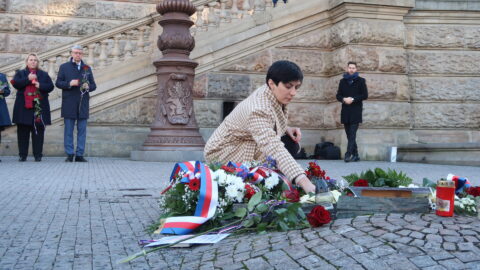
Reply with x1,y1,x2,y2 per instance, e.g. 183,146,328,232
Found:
204,60,315,193
55,45,96,162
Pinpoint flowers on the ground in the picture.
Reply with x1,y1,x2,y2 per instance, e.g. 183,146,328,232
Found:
353,179,369,187
306,205,331,227
454,195,478,216
466,187,480,197
305,161,326,179
282,189,300,202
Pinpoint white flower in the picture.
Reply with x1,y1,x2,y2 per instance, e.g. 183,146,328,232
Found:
264,174,279,190
225,184,244,202
214,170,229,186
300,194,312,204
408,183,419,188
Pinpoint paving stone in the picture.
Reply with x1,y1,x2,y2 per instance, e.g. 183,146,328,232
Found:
341,244,367,256
394,236,413,244
439,229,460,236
464,236,480,243
410,239,425,247
380,233,397,242
330,256,359,267
409,231,424,239
457,242,480,252
409,255,437,268
297,255,336,270
465,261,480,270
422,266,448,270
422,228,439,234
425,234,443,243
428,250,455,261
242,257,272,270
283,245,312,260
443,242,456,251
263,250,299,269
453,251,480,263
397,229,412,236
384,254,421,270
438,258,466,269
369,229,387,237
370,245,396,256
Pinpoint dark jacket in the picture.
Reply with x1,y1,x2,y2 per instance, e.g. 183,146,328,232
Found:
12,69,54,126
336,75,368,124
55,59,97,119
0,73,12,127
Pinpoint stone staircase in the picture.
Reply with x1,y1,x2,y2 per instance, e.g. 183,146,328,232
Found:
0,0,322,157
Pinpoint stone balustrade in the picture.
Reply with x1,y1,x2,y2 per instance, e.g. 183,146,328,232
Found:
0,0,286,102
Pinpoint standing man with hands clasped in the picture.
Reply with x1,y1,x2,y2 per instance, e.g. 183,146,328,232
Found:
56,45,96,162
336,61,368,163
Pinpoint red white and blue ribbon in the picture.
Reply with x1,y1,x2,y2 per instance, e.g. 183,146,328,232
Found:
160,161,218,235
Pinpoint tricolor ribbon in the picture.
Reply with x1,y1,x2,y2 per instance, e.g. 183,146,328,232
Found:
160,161,218,235
249,166,294,191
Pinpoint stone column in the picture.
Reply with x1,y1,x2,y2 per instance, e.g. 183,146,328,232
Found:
131,0,205,162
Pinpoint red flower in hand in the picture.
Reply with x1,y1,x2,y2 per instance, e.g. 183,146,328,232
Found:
307,205,331,227
188,178,200,191
466,187,480,197
282,189,300,202
83,65,90,70
353,179,369,187
245,184,256,200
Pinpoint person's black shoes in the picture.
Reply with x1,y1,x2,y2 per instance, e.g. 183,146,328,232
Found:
352,155,360,162
65,154,74,162
34,157,42,162
19,157,27,162
75,156,87,162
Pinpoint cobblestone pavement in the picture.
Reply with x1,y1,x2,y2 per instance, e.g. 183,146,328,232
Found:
0,157,479,269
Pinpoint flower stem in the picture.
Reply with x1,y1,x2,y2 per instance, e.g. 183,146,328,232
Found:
118,219,243,264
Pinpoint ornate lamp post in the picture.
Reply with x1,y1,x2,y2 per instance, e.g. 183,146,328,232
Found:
132,0,205,161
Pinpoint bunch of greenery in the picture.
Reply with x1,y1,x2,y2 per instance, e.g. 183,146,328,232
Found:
343,168,413,187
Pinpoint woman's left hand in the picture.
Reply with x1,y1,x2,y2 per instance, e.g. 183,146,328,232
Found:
34,81,40,88
286,127,302,143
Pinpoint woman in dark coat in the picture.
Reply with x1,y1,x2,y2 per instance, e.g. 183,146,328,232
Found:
11,53,54,162
0,72,12,162
336,61,368,162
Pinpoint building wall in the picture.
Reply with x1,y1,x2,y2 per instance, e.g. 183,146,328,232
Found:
0,0,156,65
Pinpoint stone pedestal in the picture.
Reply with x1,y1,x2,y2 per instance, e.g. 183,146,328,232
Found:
131,0,205,162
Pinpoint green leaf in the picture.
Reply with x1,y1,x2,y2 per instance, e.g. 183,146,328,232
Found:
374,178,385,187
248,191,262,212
287,212,298,223
297,207,306,219
234,207,247,218
252,215,261,224
274,208,287,215
242,219,254,228
278,221,289,231
256,203,269,213
257,222,268,232
374,168,387,178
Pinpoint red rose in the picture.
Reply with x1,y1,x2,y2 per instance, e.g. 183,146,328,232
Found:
307,205,331,227
188,178,200,191
282,189,300,202
83,65,90,70
245,184,256,200
353,179,369,187
466,187,480,197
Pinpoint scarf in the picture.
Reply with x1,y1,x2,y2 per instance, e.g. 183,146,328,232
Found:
343,72,359,85
24,69,40,109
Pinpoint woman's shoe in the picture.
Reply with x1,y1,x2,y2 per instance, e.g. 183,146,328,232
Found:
35,157,42,162
19,157,27,162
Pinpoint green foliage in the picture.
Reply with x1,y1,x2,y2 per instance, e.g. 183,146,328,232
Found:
343,168,413,187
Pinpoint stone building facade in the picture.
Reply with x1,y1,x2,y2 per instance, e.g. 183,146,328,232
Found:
0,0,479,162
0,0,156,65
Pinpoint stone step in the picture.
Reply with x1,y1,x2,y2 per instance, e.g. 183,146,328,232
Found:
397,143,480,166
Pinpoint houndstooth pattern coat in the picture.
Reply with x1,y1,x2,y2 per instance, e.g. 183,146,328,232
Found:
204,85,305,181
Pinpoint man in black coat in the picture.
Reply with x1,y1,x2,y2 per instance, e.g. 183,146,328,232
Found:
336,61,368,162
55,45,96,162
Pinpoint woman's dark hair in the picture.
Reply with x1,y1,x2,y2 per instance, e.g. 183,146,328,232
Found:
266,60,303,86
